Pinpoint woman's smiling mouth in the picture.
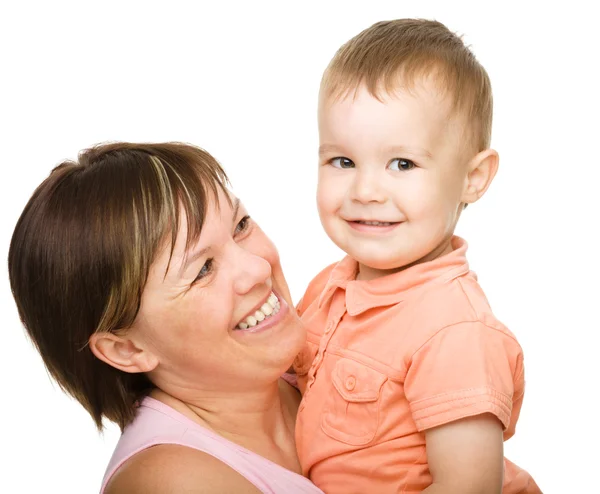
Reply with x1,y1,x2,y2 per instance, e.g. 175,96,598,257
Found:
235,291,281,331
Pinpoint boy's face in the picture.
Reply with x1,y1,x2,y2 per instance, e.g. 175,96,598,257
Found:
317,82,473,280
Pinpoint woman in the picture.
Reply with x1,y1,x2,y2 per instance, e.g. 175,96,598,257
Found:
9,142,323,493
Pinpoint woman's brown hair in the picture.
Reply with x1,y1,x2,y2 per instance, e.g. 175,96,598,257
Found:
8,142,229,430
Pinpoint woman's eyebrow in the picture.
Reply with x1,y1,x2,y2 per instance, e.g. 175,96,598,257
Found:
178,198,241,278
231,197,241,223
179,246,211,277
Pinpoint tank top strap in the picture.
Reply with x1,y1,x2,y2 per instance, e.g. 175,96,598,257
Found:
100,396,322,494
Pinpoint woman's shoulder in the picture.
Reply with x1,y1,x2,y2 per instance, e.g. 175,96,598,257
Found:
103,397,262,493
104,443,261,493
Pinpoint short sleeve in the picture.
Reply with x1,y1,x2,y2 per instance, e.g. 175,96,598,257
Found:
404,321,524,432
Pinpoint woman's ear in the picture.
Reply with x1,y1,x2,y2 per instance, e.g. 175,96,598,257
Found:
89,331,158,374
462,149,499,205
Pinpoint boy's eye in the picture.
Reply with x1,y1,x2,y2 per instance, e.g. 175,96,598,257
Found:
330,157,355,169
235,215,251,235
195,258,213,282
389,158,416,171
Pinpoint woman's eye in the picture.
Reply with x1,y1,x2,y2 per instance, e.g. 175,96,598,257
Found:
235,215,251,235
389,158,416,171
195,258,213,282
330,157,355,169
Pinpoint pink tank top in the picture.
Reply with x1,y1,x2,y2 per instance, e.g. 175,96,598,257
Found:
100,392,322,493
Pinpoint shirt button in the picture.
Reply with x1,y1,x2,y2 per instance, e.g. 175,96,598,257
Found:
345,375,356,391
314,353,321,365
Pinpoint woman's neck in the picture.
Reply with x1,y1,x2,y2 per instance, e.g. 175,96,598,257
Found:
150,379,301,472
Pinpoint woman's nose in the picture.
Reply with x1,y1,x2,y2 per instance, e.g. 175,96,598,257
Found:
231,244,272,295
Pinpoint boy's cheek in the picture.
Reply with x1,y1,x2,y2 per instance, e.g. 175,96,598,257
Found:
317,178,344,210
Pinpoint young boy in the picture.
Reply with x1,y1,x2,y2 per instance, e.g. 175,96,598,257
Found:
293,19,541,493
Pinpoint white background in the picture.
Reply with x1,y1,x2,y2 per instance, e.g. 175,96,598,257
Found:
1,1,598,492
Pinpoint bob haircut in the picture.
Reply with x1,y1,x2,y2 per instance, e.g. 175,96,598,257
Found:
9,142,229,430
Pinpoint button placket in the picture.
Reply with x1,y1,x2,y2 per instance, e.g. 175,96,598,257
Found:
320,291,346,348
305,291,348,396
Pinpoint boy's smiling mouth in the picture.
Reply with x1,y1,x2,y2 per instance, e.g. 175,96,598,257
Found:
354,220,395,226
346,219,404,233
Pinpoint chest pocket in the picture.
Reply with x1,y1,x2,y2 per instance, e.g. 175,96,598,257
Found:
321,358,388,446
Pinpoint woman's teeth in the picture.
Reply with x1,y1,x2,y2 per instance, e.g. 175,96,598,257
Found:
236,292,280,330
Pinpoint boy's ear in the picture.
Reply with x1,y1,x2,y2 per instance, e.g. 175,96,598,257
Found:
462,149,499,205
89,331,158,374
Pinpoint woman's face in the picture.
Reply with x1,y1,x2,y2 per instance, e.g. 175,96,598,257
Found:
130,188,304,393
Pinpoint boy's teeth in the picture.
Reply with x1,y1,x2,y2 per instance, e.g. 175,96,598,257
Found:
235,292,280,330
360,220,392,226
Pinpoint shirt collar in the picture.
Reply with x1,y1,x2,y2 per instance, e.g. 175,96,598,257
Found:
318,236,470,316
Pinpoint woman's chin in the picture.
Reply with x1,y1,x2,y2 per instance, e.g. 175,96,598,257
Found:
232,304,305,370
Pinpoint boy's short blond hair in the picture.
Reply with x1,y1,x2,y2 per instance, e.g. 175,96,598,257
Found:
321,19,493,152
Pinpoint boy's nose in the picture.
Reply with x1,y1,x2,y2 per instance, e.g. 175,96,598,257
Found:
350,170,386,204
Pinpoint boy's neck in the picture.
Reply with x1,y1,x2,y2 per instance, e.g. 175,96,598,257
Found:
356,236,455,281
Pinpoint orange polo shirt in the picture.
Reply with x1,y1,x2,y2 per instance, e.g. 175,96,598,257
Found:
294,237,540,494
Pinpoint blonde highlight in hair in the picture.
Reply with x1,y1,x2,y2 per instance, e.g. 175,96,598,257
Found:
321,19,493,151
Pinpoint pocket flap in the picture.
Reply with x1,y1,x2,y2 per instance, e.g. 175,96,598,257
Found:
331,358,387,403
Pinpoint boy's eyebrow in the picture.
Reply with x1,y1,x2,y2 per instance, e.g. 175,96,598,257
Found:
319,144,432,159
385,145,433,159
318,144,343,157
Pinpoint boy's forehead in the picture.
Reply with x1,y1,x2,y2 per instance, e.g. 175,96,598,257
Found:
320,84,452,132
318,81,469,153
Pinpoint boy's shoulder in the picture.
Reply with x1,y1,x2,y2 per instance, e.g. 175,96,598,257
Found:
407,270,519,344
376,272,522,370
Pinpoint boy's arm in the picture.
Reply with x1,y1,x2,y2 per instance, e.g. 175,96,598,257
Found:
422,413,504,494
404,320,524,493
